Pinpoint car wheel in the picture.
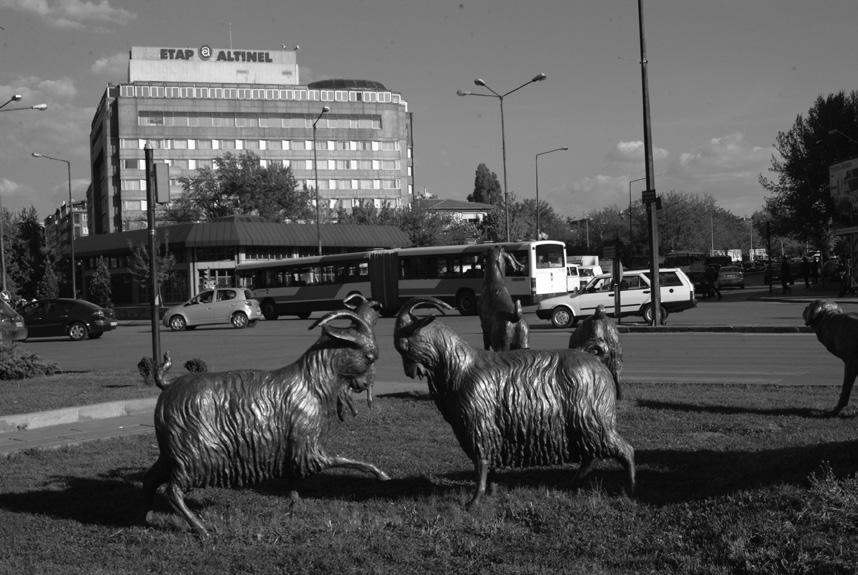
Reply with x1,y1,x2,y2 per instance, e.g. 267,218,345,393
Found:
642,304,669,324
261,300,279,321
231,311,249,329
740,284,745,289
68,321,88,341
550,306,574,329
456,289,477,315
169,315,187,331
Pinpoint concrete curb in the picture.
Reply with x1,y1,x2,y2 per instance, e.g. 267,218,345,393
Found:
617,325,812,334
0,397,157,434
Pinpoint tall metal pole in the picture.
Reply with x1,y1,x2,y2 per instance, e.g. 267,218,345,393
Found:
0,192,5,294
535,147,568,240
312,106,329,256
66,159,76,299
628,176,646,243
32,153,75,298
638,0,661,325
144,143,161,367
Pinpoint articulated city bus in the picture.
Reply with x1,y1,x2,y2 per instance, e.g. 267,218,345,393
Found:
236,240,568,319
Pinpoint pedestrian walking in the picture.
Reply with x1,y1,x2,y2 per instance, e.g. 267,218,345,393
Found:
811,256,820,286
801,256,810,288
705,264,722,300
781,259,793,295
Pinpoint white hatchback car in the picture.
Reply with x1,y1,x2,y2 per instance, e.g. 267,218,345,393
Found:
536,267,696,328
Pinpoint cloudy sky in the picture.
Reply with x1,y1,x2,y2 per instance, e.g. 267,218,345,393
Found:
0,0,856,221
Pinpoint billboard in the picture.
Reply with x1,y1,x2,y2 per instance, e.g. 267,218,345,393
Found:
829,157,858,214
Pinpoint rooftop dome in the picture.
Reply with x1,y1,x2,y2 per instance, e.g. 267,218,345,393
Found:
307,79,389,92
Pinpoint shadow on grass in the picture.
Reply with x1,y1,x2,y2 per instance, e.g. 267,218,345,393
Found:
636,399,858,419
1,436,857,527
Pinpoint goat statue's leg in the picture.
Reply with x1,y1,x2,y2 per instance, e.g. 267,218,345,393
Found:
318,454,391,481
830,360,858,416
142,456,169,524
466,458,490,508
164,481,209,537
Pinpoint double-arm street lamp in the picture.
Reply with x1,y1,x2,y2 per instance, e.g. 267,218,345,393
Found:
458,73,547,242
31,153,76,299
0,96,47,294
535,147,567,240
312,106,330,256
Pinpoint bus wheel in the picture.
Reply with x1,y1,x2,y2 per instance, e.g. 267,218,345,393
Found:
456,289,477,315
642,304,668,324
261,300,279,321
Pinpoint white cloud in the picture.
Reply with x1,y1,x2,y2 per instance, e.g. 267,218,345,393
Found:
607,140,669,164
91,52,128,78
0,0,135,30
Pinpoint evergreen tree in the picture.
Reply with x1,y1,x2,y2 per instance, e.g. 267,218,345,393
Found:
36,258,59,300
469,163,503,205
10,207,45,299
89,256,112,309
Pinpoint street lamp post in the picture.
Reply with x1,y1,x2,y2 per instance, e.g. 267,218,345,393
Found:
0,96,47,295
628,176,647,242
828,129,858,145
32,153,75,299
312,106,330,256
458,73,547,242
535,147,567,240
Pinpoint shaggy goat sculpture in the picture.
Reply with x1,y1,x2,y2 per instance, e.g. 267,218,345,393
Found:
143,309,390,536
803,299,858,415
394,296,635,507
339,293,383,419
568,305,624,399
478,245,529,351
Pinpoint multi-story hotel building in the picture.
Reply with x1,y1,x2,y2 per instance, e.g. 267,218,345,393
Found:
89,45,413,235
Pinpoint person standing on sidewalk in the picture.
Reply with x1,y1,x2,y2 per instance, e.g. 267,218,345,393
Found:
781,258,793,295
801,256,810,288
705,264,722,300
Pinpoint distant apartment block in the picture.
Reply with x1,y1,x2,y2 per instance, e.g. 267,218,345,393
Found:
43,199,88,255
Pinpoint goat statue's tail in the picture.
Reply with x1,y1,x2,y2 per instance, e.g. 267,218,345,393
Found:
137,351,173,389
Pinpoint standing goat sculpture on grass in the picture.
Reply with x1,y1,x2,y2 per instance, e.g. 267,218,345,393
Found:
142,309,389,536
478,245,529,351
394,296,635,507
569,305,624,399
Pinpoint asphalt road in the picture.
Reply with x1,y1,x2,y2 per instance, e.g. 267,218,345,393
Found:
14,292,850,390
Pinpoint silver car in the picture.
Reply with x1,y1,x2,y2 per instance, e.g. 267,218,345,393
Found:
162,287,263,331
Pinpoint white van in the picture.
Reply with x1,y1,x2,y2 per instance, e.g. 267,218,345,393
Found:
566,264,581,292
536,267,697,328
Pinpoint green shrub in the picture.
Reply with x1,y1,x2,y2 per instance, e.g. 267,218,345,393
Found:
184,358,208,373
0,344,59,380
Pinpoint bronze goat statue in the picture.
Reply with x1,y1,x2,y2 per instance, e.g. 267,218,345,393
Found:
478,245,529,351
394,296,635,507
569,305,624,399
142,309,389,536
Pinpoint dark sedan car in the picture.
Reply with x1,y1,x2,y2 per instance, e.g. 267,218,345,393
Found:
21,298,118,341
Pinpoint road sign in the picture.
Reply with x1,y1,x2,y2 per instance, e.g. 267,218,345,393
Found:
642,189,657,203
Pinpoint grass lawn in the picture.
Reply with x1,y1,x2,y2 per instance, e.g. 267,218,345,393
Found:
0,371,158,416
0,382,856,574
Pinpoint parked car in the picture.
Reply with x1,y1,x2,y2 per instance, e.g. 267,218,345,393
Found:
717,265,745,289
0,299,27,341
162,287,263,331
20,298,118,341
536,267,697,328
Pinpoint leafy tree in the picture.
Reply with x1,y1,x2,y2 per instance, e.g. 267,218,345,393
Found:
469,163,503,205
88,256,112,309
36,258,59,300
164,152,314,222
761,91,858,257
128,236,176,303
